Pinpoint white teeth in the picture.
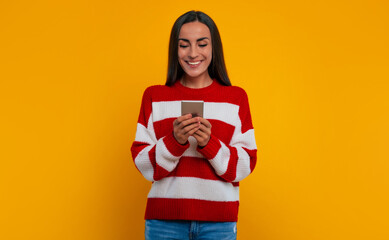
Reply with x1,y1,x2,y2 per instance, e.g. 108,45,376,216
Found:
188,61,200,65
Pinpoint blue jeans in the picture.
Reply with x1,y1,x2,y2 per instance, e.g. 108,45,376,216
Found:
145,220,237,240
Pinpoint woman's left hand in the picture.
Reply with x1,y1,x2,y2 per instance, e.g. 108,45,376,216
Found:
193,118,212,147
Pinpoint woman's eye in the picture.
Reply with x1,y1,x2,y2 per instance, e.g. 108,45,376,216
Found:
179,45,189,48
199,44,208,48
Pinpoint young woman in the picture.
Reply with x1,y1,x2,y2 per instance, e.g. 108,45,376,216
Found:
131,10,257,240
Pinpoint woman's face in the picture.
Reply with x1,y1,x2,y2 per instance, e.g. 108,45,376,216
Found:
178,21,212,80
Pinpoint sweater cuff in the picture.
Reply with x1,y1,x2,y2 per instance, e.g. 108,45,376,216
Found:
163,131,190,157
196,134,222,160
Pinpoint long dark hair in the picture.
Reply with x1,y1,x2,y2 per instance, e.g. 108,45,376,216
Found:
165,11,231,86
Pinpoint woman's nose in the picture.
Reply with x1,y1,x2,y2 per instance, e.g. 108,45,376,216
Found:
189,47,198,58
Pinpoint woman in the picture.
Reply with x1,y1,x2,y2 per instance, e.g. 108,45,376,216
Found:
131,10,257,240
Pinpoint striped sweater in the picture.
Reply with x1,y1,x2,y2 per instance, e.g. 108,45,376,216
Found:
131,80,257,222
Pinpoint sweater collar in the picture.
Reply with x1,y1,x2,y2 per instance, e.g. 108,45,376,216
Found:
173,79,220,96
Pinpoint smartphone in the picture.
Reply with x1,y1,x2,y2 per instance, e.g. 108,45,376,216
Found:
181,101,204,118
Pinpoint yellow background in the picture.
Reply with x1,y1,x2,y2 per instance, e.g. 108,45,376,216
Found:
1,0,388,239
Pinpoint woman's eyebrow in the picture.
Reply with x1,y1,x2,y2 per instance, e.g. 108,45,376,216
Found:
178,37,209,42
196,37,209,41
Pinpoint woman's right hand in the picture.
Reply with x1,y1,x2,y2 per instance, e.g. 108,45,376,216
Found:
173,114,200,145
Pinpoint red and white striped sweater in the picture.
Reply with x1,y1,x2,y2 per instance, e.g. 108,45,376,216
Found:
131,80,257,222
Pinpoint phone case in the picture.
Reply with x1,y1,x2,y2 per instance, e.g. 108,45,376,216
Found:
181,101,204,117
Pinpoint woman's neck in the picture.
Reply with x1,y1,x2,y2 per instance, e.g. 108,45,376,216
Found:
180,74,213,89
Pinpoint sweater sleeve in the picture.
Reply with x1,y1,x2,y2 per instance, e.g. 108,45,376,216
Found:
197,89,257,182
131,87,189,182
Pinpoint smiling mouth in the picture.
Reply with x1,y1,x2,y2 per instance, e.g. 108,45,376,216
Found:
186,61,202,67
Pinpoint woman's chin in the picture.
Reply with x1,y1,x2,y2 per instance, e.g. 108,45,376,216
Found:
183,71,208,79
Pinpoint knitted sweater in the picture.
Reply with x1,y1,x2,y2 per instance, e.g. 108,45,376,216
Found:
131,80,257,222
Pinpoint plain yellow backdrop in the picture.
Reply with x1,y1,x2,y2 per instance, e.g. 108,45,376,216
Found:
1,0,388,239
